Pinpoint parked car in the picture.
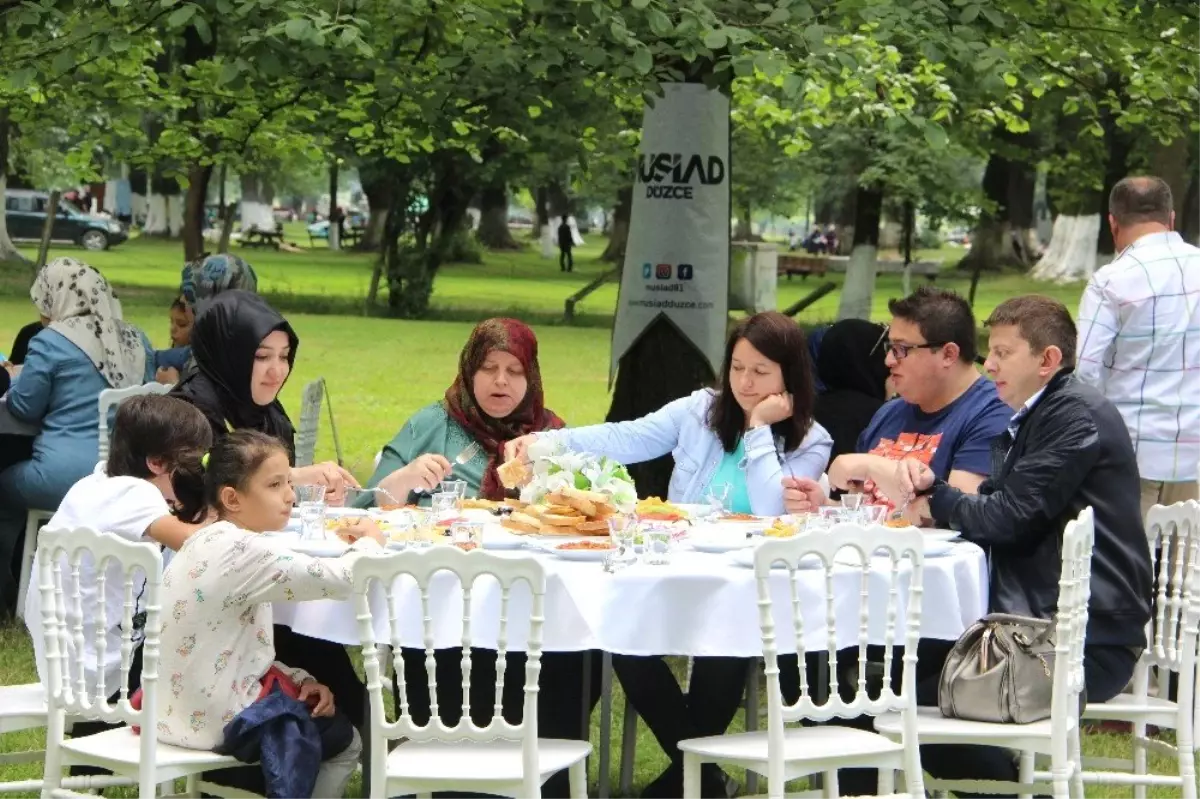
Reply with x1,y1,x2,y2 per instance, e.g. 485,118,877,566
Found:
3,189,128,251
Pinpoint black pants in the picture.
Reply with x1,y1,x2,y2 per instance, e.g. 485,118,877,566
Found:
397,647,602,798
271,625,366,728
799,639,1139,798
559,248,573,271
612,654,750,796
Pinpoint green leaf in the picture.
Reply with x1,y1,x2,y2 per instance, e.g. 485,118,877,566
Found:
923,121,949,148
1002,73,1018,87
632,48,653,75
631,0,651,8
192,15,211,43
703,29,728,49
284,17,311,41
959,4,980,23
219,62,241,84
764,7,789,25
782,72,804,97
527,105,542,118
648,10,672,35
574,473,591,490
167,3,197,27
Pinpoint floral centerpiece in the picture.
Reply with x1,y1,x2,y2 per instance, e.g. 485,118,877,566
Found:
519,437,637,513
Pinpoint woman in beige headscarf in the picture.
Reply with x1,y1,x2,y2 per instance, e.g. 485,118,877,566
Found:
0,258,154,613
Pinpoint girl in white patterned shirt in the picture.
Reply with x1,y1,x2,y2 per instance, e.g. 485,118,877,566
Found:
157,430,383,798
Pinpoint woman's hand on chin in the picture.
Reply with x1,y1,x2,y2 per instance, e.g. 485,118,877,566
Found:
379,453,453,499
291,462,360,506
748,392,792,428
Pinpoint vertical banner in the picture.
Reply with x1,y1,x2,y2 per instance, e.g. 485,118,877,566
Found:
610,83,730,383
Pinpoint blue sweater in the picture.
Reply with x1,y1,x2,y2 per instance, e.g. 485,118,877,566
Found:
1,328,154,509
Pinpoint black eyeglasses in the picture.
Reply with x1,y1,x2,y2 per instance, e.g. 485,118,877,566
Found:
886,341,949,360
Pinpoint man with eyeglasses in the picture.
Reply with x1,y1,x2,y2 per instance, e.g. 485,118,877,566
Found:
784,286,1012,512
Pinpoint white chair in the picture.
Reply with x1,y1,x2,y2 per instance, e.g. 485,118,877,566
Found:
15,508,52,620
876,506,1097,799
295,378,324,467
679,524,929,799
38,525,246,798
1076,499,1200,798
0,682,49,794
97,381,172,463
351,546,591,798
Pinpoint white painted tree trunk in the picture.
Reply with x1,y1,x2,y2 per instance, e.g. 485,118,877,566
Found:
131,193,147,225
0,172,30,263
1031,214,1100,283
837,244,879,320
240,200,275,233
143,193,183,236
539,224,554,258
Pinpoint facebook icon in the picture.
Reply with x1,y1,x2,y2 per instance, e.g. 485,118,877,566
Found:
677,263,694,280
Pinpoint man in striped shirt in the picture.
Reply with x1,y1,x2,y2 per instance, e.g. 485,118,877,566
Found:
1077,176,1200,515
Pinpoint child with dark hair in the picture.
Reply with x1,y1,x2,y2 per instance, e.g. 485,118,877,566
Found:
153,297,194,384
24,394,214,696
157,430,380,798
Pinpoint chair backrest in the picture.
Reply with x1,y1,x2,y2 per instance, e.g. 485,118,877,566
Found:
756,523,927,796
1144,501,1200,675
294,378,324,467
97,383,172,463
37,526,163,796
1050,506,1096,728
351,547,547,797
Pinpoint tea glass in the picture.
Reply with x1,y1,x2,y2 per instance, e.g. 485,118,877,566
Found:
295,484,327,540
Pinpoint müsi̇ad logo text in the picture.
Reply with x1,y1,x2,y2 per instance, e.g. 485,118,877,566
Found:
637,153,725,200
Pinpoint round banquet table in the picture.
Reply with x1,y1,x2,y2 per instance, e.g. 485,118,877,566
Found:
273,538,989,656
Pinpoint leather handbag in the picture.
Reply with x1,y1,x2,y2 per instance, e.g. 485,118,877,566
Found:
938,612,1057,724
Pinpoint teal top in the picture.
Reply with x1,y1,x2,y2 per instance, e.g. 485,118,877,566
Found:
356,402,490,508
705,438,753,515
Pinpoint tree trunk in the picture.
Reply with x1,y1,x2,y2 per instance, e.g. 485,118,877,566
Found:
1150,137,1191,222
328,159,340,250
476,181,519,249
539,181,569,257
183,163,213,261
239,173,276,233
532,185,549,240
359,159,395,252
0,107,30,268
734,201,753,240
217,163,227,219
1031,214,1101,282
144,169,183,237
35,190,61,271
1097,74,1132,258
1183,166,1199,246
600,185,632,263
836,184,883,320
956,152,1038,273
218,203,236,253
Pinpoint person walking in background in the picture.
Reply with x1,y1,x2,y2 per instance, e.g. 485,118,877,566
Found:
1077,176,1200,514
557,215,574,272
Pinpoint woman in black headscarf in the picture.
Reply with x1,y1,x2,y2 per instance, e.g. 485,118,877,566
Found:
813,318,891,466
170,290,356,496
169,291,368,736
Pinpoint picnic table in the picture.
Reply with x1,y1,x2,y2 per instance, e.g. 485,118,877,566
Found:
241,226,285,249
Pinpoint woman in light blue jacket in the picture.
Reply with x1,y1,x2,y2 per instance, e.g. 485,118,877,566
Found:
507,311,831,797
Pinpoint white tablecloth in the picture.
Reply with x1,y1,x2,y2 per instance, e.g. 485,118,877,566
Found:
273,542,988,657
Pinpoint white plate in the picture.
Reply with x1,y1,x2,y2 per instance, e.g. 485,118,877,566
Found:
921,528,960,542
481,530,528,551
544,545,615,562
689,536,754,554
288,539,350,558
729,549,823,570
923,540,956,558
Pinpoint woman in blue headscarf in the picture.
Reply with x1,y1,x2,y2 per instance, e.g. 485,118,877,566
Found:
157,254,260,383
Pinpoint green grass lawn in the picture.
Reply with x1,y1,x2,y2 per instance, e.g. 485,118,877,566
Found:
3,231,1174,797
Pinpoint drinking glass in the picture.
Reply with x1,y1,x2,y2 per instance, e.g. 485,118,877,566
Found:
861,505,889,525
431,491,459,524
440,479,467,505
604,513,637,572
409,509,435,550
295,484,327,540
642,524,673,566
840,492,864,514
705,482,731,519
450,521,484,551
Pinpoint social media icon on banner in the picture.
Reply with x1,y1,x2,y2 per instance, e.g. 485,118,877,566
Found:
677,263,694,280
655,263,672,279
642,263,652,279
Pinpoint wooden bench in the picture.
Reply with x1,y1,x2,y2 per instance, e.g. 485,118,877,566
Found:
308,226,363,248
241,227,285,249
777,254,831,280
873,260,942,280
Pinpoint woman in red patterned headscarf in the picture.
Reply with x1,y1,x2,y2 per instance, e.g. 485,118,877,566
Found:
361,318,563,504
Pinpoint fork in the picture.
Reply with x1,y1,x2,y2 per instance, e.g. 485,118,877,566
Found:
415,441,482,494
773,435,796,481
